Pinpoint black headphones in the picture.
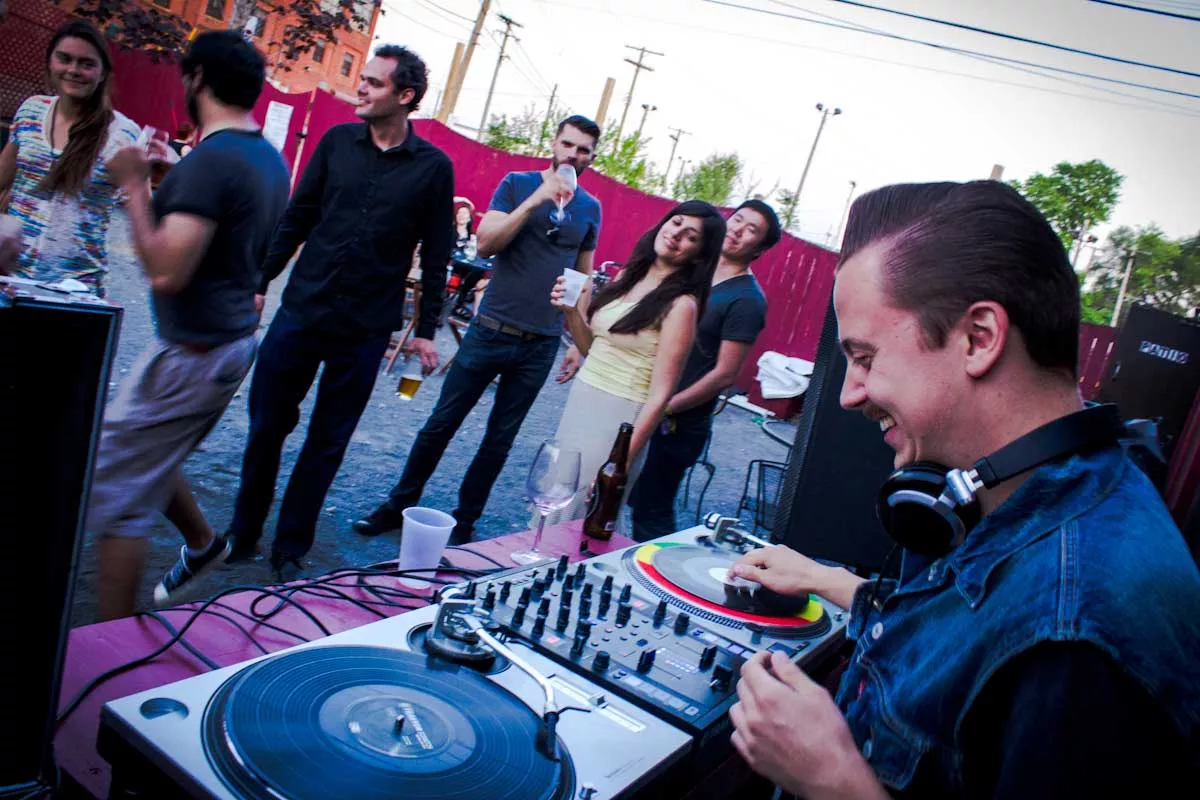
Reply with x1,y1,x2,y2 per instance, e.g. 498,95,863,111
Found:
876,404,1126,558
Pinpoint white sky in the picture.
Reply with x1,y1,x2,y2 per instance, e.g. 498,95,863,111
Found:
375,0,1200,247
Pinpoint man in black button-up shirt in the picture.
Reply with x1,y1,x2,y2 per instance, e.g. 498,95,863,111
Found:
224,45,454,578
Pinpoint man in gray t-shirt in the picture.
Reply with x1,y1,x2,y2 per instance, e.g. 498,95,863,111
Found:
354,115,603,542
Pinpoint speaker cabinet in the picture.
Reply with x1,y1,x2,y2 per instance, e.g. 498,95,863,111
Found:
0,284,121,790
774,299,897,574
1097,304,1200,461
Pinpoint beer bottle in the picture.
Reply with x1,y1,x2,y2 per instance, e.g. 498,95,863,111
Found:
584,423,634,540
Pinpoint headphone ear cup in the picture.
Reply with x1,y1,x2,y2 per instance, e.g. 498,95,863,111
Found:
877,462,977,558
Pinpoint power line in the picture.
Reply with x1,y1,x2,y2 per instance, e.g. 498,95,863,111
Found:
411,0,474,30
811,0,1200,77
416,0,478,24
382,3,466,40
1089,0,1200,21
707,0,1200,101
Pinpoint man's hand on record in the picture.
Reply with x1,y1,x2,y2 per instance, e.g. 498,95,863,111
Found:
405,336,438,373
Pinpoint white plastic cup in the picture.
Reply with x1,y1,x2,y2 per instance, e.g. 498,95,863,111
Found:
397,507,456,588
560,269,588,307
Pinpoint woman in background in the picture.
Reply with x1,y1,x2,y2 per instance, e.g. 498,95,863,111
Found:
0,20,144,294
546,199,725,525
453,196,475,250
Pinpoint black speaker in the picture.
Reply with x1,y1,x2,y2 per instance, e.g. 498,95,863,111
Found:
0,284,121,792
1097,304,1200,461
774,299,896,574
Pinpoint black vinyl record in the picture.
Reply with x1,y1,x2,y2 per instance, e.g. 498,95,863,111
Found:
202,646,572,800
651,545,809,617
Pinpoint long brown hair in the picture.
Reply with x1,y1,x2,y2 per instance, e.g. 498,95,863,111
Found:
38,21,115,196
588,200,725,335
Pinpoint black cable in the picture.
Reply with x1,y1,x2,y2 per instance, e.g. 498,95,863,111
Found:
817,0,1200,76
144,608,268,659
1089,0,1200,21
414,0,476,25
446,544,508,568
138,611,222,668
706,0,1200,101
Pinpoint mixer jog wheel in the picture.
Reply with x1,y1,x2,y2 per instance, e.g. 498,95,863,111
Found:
623,542,832,638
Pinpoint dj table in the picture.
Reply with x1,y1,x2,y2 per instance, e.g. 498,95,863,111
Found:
57,520,849,799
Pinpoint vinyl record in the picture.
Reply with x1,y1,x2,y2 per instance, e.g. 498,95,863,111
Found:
202,646,572,800
623,542,830,635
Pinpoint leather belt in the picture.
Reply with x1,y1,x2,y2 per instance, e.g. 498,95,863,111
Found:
474,314,547,341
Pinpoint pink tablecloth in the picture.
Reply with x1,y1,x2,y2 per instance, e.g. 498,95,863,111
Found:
55,521,633,799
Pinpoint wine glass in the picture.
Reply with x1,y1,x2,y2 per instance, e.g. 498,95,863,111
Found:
551,163,577,225
512,440,581,565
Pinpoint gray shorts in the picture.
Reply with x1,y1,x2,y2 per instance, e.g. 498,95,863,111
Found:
86,334,257,539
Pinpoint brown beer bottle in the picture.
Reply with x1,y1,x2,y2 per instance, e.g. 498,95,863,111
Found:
584,423,634,540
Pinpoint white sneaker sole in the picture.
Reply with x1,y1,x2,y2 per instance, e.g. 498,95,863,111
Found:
152,539,232,606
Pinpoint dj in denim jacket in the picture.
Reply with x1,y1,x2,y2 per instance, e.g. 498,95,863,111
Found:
726,181,1200,799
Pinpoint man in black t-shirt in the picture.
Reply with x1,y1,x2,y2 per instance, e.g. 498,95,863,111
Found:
628,199,780,541
88,32,290,619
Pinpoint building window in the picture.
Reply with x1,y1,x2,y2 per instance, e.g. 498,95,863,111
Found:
205,0,225,20
340,53,354,77
153,0,170,8
313,39,326,63
251,10,267,38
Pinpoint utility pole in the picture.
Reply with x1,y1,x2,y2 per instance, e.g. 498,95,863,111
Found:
537,83,558,155
834,180,857,246
435,42,465,123
1111,249,1139,326
596,78,616,126
477,14,522,142
785,102,842,230
613,45,664,154
635,103,657,141
441,0,492,125
664,127,690,183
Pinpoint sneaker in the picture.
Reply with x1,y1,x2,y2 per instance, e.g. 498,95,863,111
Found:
224,534,262,564
352,506,404,537
270,553,307,585
153,538,232,605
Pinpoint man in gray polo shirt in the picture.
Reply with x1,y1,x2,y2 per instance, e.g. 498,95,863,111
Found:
354,115,602,542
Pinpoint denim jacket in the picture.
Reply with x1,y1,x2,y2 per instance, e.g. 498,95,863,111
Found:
835,446,1200,792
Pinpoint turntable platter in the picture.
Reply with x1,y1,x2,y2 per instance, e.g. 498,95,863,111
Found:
202,646,573,800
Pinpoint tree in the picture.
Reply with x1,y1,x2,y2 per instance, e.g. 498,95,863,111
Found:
62,0,193,59
773,188,800,233
593,131,661,193
672,152,742,206
1010,159,1124,260
1081,225,1200,326
268,0,379,69
483,99,567,158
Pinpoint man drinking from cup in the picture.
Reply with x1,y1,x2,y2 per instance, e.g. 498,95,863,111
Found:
354,116,603,544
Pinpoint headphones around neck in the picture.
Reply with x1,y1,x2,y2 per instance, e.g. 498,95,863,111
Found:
876,404,1126,558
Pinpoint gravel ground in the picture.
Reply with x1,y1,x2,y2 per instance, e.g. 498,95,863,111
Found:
69,212,793,625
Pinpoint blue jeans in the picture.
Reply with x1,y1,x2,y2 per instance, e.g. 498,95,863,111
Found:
228,309,390,558
385,323,560,533
630,416,711,542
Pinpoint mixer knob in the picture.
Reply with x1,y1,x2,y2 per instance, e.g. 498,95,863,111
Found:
652,600,668,626
580,581,593,600
699,645,718,670
673,612,691,635
561,588,574,608
592,651,611,672
710,664,733,690
556,554,570,579
636,649,657,673
531,616,546,638
618,584,632,604
579,597,592,619
517,586,532,608
537,597,552,618
562,573,575,592
578,783,597,800
556,605,571,632
597,595,612,618
576,620,593,640
615,602,632,626
530,580,544,601
481,586,496,611
464,581,477,599
498,581,512,604
574,563,587,584
512,605,526,627
601,575,614,594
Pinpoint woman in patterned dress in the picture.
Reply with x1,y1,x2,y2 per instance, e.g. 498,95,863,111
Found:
0,20,142,294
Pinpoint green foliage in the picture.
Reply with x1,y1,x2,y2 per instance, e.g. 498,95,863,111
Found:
774,188,800,232
483,97,570,159
672,152,742,206
593,131,660,193
1010,159,1124,256
1081,225,1200,326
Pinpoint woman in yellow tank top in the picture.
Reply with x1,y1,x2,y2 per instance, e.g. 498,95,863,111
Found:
544,200,726,526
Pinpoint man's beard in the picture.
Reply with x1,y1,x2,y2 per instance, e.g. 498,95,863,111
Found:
185,85,200,127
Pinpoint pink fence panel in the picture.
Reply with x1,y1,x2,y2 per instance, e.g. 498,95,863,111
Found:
110,48,187,136
293,90,358,180
252,84,309,179
1078,323,1118,401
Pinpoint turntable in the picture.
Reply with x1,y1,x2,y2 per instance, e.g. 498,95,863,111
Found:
100,605,691,799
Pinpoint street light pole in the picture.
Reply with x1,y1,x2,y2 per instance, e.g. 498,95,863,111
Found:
635,103,657,141
784,103,842,231
1111,249,1139,327
834,179,857,247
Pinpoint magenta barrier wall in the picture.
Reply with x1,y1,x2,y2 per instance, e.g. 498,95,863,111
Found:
294,90,359,179
252,83,309,179
110,48,187,136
